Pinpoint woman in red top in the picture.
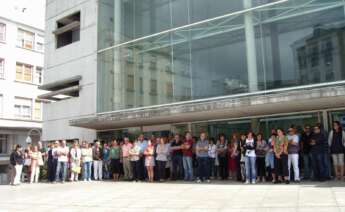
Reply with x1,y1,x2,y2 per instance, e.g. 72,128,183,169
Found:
228,135,238,180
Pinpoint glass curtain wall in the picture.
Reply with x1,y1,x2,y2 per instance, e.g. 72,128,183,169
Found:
98,0,345,113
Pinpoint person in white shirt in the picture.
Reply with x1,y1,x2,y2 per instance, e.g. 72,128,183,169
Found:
81,141,93,181
208,138,217,179
244,132,257,184
287,127,300,182
70,141,82,181
55,140,69,183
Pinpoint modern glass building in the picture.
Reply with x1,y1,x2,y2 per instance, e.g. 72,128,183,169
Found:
42,0,345,141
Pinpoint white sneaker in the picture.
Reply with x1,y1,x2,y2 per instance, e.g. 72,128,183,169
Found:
88,179,92,182
245,180,250,184
196,179,201,183
206,180,211,183
252,180,256,184
83,179,87,182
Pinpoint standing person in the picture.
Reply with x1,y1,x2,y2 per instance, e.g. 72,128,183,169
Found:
70,141,81,182
11,145,24,186
156,137,169,182
239,134,247,182
301,125,313,180
129,141,141,182
170,134,183,180
22,147,32,182
287,127,300,182
273,129,289,184
256,133,267,183
121,137,133,181
144,140,155,182
29,146,43,183
55,140,69,183
137,134,148,181
208,138,217,179
196,132,210,183
102,143,110,179
311,124,329,181
81,141,93,182
181,131,194,181
244,132,257,184
266,130,276,182
217,134,228,180
328,121,345,181
9,145,16,185
228,136,238,180
47,142,58,183
109,140,121,181
93,141,103,181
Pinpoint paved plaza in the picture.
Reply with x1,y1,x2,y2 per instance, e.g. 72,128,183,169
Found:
0,181,345,212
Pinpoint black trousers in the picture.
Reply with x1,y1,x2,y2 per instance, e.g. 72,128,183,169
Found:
47,159,57,182
156,160,166,181
218,156,228,180
274,154,289,177
256,157,266,178
131,160,140,181
138,156,146,180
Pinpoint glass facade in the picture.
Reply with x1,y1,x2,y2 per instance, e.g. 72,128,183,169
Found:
97,0,345,112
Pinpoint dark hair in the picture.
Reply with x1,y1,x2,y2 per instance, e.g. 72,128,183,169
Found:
15,144,22,151
276,128,285,135
218,133,225,139
247,131,255,138
333,121,342,131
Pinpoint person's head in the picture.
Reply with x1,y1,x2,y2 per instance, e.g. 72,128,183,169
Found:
304,125,311,133
185,131,192,140
95,141,100,147
314,124,321,134
82,141,87,148
277,128,285,137
138,134,144,141
32,145,38,152
15,144,22,152
288,127,295,135
174,133,180,142
209,138,215,145
124,137,129,144
271,128,277,136
61,140,66,147
112,140,118,146
200,132,206,140
247,131,254,140
72,140,78,148
240,133,246,141
54,140,59,148
219,133,225,142
333,121,341,132
257,133,263,141
160,137,165,145
231,133,238,141
148,139,152,146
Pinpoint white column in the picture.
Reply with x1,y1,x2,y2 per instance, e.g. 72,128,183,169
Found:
244,0,258,92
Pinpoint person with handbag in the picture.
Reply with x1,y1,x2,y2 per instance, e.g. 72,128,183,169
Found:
70,141,82,181
29,146,43,183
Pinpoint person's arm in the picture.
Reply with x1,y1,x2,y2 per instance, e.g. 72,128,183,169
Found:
328,131,333,147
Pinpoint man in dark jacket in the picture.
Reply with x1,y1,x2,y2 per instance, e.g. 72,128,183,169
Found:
311,124,328,181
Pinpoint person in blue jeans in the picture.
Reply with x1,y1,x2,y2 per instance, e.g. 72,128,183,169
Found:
244,132,257,184
196,132,210,183
81,141,93,181
55,140,69,183
182,131,194,181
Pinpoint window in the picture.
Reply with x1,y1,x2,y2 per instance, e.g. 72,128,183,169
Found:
309,45,319,67
0,23,5,42
36,34,44,51
35,67,43,84
0,58,4,79
16,62,33,82
34,100,42,120
55,12,80,48
17,29,35,49
150,79,157,95
14,97,32,119
322,39,333,66
139,77,144,94
127,74,134,92
297,47,307,69
0,135,8,154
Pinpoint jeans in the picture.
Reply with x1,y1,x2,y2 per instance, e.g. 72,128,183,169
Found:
103,159,110,179
288,154,300,181
156,160,166,181
197,157,209,181
312,153,328,181
55,161,67,182
93,160,103,180
83,161,92,180
245,156,256,181
172,155,183,180
265,152,274,169
47,159,57,182
14,164,23,185
209,158,216,178
182,156,193,181
303,153,313,179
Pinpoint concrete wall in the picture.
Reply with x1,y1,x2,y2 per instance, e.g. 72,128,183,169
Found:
42,0,98,141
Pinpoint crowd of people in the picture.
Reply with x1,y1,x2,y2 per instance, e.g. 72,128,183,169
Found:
8,121,345,186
